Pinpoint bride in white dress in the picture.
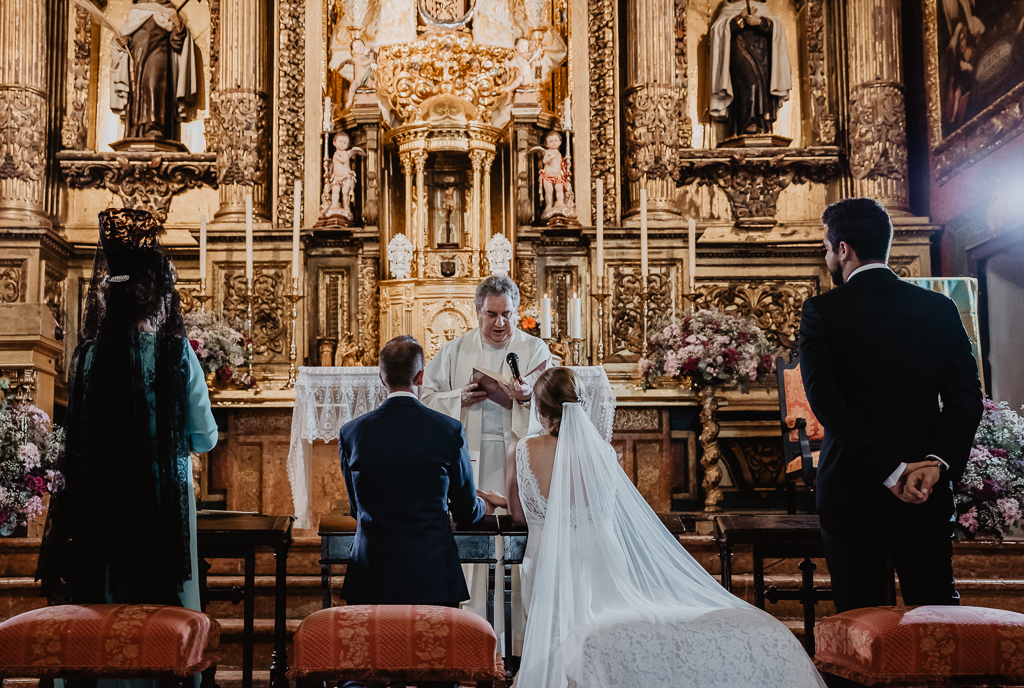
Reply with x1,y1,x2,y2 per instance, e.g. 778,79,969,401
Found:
490,367,826,688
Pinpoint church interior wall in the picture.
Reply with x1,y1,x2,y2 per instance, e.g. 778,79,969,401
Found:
984,245,1024,412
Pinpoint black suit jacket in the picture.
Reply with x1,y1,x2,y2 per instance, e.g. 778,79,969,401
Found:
339,395,486,605
799,268,983,518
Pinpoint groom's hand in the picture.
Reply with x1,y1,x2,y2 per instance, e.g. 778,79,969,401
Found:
461,382,487,407
889,460,941,504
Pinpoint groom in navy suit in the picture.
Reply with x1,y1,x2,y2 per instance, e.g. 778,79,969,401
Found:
340,334,488,611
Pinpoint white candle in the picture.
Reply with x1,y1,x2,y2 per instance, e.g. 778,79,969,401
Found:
640,187,648,282
323,96,332,133
569,293,582,339
540,293,552,339
245,193,253,282
596,179,604,281
199,213,207,281
293,180,302,282
688,218,697,295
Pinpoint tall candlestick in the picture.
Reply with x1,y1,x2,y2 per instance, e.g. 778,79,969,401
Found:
596,179,604,279
540,293,552,339
640,187,649,280
323,96,332,132
688,218,697,295
293,180,302,281
199,213,207,279
569,293,582,339
245,193,254,281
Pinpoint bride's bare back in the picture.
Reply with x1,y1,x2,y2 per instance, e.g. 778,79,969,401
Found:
506,433,557,525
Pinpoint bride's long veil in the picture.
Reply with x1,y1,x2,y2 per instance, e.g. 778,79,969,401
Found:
517,402,825,688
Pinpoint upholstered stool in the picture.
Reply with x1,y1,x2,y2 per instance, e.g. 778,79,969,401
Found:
288,605,504,686
0,604,220,684
814,605,1024,686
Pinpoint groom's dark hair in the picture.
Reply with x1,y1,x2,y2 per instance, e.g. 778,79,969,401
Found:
380,335,424,388
822,197,893,262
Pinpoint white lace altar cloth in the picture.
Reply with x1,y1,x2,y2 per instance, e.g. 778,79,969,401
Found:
286,365,615,529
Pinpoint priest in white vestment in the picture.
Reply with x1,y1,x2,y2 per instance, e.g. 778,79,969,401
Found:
422,275,551,647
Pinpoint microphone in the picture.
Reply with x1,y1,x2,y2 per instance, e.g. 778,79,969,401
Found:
506,352,522,383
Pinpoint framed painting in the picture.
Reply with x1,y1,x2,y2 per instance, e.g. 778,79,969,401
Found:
924,0,1024,184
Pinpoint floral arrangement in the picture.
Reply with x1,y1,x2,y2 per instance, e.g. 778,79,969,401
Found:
518,300,540,337
0,379,65,536
638,309,775,391
182,311,253,388
954,399,1024,539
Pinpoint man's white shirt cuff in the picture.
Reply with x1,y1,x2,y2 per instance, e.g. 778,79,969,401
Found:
882,455,950,487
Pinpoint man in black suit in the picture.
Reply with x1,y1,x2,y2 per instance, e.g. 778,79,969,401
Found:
339,335,488,688
800,197,983,613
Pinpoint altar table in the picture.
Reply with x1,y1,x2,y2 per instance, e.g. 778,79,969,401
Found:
286,366,617,529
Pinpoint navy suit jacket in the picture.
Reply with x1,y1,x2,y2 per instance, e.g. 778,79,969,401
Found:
339,394,486,605
799,268,984,519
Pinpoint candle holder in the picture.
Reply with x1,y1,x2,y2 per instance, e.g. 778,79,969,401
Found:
640,281,650,360
283,281,304,390
243,277,261,394
544,335,584,366
196,278,214,312
590,275,610,366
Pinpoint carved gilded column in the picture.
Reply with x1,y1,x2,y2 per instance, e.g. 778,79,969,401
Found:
0,0,50,228
845,0,910,214
624,0,681,220
213,0,271,221
414,152,427,278
482,152,494,249
469,150,486,278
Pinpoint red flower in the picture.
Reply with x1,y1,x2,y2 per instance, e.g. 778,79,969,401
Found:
25,475,47,496
681,357,699,374
722,348,740,365
189,339,201,352
216,365,233,382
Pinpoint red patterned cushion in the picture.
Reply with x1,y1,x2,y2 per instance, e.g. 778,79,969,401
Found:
784,365,824,442
0,604,220,679
814,606,1024,686
288,605,504,682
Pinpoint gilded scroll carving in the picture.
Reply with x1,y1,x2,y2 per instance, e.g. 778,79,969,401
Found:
614,408,661,432
0,264,25,303
516,255,538,304
205,0,221,150
277,0,305,228
849,84,908,181
674,0,692,149
62,8,92,151
694,281,816,351
624,84,683,182
805,0,835,144
588,0,617,225
223,269,287,362
177,285,199,314
213,89,270,187
611,267,672,356
59,152,217,224
0,87,46,182
358,255,380,365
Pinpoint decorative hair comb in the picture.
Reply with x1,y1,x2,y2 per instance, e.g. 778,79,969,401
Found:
98,208,160,251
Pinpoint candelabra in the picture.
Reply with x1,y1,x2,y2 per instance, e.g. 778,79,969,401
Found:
196,278,214,312
283,279,304,389
590,275,610,366
640,281,650,360
244,277,261,394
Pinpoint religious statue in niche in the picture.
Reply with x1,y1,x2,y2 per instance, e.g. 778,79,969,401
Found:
387,233,414,279
334,333,362,366
709,0,792,145
530,130,578,223
434,175,464,248
486,233,513,277
332,38,378,111
505,38,544,95
109,0,198,150
320,131,366,223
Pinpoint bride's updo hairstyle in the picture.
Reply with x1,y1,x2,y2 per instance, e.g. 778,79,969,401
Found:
534,367,587,436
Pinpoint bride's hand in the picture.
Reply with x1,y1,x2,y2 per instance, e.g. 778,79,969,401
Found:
477,489,507,514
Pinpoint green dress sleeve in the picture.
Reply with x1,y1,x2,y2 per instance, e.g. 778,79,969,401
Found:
185,342,219,453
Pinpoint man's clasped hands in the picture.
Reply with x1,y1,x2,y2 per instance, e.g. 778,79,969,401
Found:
889,460,943,505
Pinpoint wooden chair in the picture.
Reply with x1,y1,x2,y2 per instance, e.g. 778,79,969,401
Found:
0,604,220,687
776,355,824,514
815,605,1024,686
288,604,504,687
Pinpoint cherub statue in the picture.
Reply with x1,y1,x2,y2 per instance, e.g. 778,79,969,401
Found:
335,38,377,111
529,130,577,221
320,131,366,222
504,37,544,94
